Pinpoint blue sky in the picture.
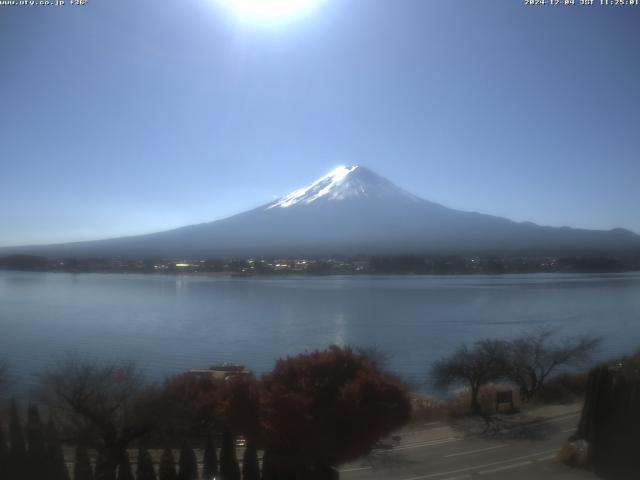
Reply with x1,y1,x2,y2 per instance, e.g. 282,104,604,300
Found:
1,0,639,247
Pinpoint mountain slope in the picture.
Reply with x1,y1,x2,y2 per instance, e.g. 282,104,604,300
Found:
3,166,640,258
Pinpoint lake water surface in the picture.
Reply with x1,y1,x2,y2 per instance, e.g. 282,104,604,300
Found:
1,271,640,390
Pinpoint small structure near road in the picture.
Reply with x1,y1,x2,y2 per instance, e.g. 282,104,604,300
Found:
496,390,514,412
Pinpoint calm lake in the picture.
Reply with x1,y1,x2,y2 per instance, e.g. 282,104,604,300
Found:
1,271,640,391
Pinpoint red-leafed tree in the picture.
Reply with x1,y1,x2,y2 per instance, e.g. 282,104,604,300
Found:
217,375,260,480
219,374,261,439
260,345,412,477
160,372,225,440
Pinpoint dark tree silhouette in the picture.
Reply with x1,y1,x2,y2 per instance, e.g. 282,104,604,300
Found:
136,446,157,480
46,417,70,480
74,444,94,480
158,448,177,480
577,353,640,479
0,420,8,480
116,451,135,480
431,340,509,412
219,374,261,439
219,429,240,480
95,452,116,480
261,345,412,476
160,372,224,440
218,374,261,480
506,328,601,401
40,356,157,477
8,400,27,480
0,360,8,395
26,404,47,480
177,441,198,480
242,441,260,480
202,434,218,479
260,450,278,480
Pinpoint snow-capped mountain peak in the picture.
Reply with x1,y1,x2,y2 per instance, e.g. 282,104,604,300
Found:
268,165,358,209
267,165,420,209
5,165,640,259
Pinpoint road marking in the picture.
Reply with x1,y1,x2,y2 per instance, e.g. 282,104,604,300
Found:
420,421,443,427
384,412,578,455
538,412,580,424
399,448,558,480
537,454,557,461
386,437,461,452
497,412,580,434
409,411,580,444
478,459,532,475
404,426,454,436
339,466,372,473
477,453,556,476
344,412,577,477
443,443,508,458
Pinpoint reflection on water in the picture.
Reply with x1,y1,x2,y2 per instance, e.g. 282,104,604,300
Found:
333,313,346,347
1,271,640,391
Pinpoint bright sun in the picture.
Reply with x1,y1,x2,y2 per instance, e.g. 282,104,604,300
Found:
215,0,324,24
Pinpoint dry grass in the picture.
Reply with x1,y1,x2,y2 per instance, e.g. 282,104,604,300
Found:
533,373,588,405
411,383,523,422
410,376,590,423
410,394,451,423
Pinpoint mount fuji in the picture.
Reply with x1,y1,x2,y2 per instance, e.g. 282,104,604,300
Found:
4,165,640,258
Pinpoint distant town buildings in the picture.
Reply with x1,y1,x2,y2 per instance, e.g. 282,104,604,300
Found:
1,253,638,275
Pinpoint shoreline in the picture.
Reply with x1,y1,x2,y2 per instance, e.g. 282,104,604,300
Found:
1,268,640,277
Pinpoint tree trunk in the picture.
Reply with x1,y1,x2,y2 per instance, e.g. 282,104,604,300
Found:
470,385,480,413
94,452,117,480
241,442,260,480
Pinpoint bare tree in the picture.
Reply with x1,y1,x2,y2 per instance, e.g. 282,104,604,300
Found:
507,328,601,401
39,355,159,477
431,340,509,413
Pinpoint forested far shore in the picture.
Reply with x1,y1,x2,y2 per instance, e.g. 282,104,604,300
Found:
2,253,640,276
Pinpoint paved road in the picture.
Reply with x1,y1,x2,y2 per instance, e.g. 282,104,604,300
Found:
339,406,599,480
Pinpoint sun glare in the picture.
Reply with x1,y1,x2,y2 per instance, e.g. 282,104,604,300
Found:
215,0,324,24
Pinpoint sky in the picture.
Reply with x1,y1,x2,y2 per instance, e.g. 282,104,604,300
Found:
1,0,639,247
